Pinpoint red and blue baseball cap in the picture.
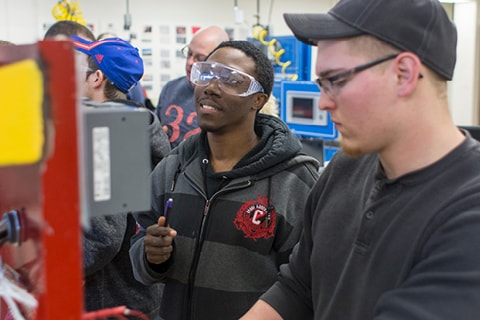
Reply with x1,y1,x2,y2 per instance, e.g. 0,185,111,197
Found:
71,35,144,93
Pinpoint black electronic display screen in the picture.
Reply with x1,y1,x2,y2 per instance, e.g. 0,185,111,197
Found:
292,97,314,120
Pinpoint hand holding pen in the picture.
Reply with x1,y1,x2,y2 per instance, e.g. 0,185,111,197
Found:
144,197,177,265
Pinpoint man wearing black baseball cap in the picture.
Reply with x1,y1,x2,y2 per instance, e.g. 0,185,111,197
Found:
241,0,480,319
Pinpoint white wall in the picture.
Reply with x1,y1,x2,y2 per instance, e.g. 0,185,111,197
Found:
1,0,478,125
450,1,479,125
0,0,39,44
0,0,334,43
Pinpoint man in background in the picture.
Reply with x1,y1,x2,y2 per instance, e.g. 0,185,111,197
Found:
44,20,94,40
73,35,170,166
156,25,229,148
71,36,170,319
96,31,155,110
44,20,168,318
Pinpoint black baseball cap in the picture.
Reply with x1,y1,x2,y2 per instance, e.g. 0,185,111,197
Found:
284,0,457,80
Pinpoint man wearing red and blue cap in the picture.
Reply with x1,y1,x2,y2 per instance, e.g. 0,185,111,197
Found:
241,0,480,319
71,35,170,320
72,36,144,99
71,35,170,166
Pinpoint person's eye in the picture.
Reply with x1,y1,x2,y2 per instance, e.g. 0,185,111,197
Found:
330,76,349,88
226,77,241,84
199,73,213,81
222,75,242,85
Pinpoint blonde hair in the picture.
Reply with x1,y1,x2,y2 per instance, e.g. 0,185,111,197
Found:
259,95,279,117
0,40,14,46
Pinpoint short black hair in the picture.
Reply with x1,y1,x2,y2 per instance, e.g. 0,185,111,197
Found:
44,20,95,40
208,40,274,97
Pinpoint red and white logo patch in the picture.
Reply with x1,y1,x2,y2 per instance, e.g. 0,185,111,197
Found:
234,196,276,240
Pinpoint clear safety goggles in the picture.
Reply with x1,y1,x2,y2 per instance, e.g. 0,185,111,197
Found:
190,61,264,97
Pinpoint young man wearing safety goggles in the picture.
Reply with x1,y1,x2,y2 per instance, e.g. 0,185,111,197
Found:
130,40,320,320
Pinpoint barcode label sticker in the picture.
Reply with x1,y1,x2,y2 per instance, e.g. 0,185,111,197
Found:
92,127,111,201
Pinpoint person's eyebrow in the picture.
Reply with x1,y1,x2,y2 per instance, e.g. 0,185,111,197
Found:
318,67,346,78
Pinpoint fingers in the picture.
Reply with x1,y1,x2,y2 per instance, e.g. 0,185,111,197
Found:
144,223,177,265
157,215,167,227
145,236,174,264
156,216,177,236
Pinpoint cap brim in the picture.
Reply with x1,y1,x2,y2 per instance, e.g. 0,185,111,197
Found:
283,13,363,45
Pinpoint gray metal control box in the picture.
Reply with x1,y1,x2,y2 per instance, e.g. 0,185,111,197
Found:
81,101,151,217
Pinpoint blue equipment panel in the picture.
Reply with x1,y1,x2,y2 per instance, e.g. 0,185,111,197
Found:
269,35,312,81
249,35,311,102
281,81,337,140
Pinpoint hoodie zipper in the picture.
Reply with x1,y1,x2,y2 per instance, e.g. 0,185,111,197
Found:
186,198,211,320
183,174,252,319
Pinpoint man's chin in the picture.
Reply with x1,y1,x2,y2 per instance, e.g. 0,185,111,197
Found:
341,142,363,158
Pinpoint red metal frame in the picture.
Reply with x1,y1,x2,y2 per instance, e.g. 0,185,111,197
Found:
38,40,83,320
0,40,83,319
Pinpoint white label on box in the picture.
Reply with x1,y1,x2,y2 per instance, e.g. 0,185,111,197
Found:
92,126,111,201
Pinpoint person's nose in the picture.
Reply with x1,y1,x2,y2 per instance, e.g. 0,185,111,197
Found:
318,91,335,111
203,77,222,95
186,56,195,68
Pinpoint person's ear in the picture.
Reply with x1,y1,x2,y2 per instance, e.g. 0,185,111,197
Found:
92,70,105,88
394,52,423,97
252,93,268,111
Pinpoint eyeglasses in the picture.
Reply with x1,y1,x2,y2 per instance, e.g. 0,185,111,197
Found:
315,53,399,98
191,61,264,97
84,67,97,79
181,45,207,62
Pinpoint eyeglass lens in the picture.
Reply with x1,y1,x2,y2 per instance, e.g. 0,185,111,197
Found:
315,53,399,98
85,67,97,79
181,46,207,62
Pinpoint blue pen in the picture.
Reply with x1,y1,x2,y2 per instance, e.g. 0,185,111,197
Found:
164,198,173,226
